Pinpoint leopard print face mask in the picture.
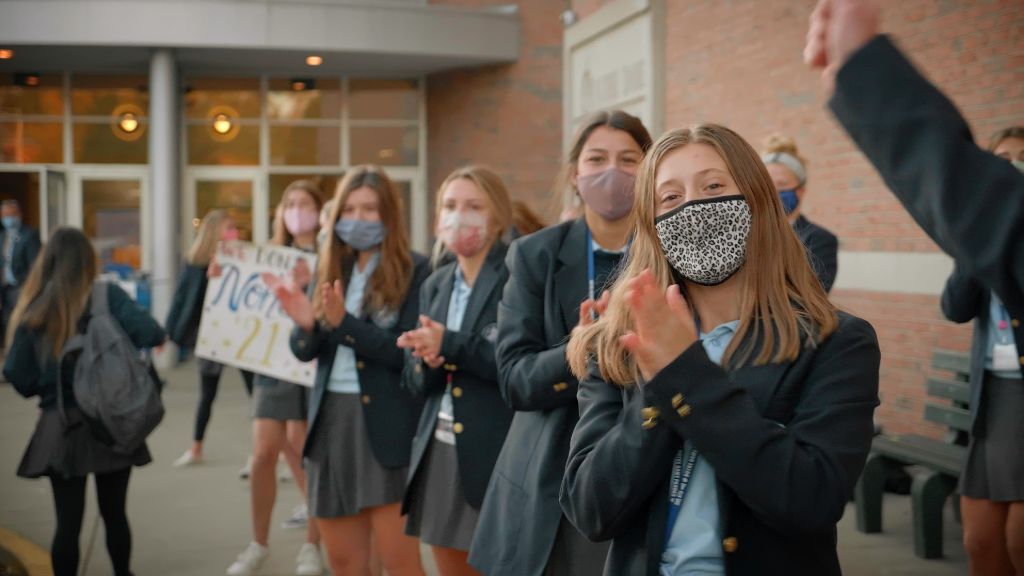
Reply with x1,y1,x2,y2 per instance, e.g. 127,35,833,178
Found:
654,195,752,286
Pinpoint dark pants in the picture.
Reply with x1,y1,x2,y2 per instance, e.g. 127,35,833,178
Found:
49,467,134,576
0,284,20,349
193,367,255,442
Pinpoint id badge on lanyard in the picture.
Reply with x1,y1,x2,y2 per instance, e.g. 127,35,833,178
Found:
992,304,1020,372
664,446,700,545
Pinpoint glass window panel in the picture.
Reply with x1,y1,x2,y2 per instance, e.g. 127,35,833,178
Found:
73,121,148,164
195,180,254,242
268,174,339,211
268,78,341,120
184,77,261,119
71,75,148,116
187,123,260,166
349,126,418,166
0,171,41,230
348,79,419,120
82,179,141,272
269,125,340,166
0,122,63,163
0,74,64,116
394,180,413,241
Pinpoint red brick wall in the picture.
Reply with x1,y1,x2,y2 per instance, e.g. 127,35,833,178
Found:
661,0,1023,436
426,0,565,221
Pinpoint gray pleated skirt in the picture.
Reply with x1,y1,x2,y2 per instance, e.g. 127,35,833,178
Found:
18,407,151,479
960,373,1024,501
305,391,407,518
405,439,480,550
252,374,308,421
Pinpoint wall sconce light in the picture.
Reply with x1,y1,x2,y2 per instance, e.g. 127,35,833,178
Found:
207,105,241,142
119,112,139,134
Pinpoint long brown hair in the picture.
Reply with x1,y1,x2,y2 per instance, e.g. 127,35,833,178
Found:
7,227,98,357
568,124,839,386
431,165,513,265
271,180,324,246
989,125,1024,151
554,110,653,214
315,165,412,314
188,209,230,267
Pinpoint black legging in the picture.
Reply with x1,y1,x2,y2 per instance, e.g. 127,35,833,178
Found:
193,368,255,442
49,467,133,576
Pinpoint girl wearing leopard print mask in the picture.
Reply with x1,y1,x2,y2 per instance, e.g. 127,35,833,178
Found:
563,123,881,576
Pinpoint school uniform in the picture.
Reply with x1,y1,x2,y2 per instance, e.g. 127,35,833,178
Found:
402,243,515,550
560,312,880,576
291,252,429,518
792,216,838,293
6,283,166,479
941,266,1024,501
469,218,619,576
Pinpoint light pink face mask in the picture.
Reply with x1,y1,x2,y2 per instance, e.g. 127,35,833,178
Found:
221,228,240,241
576,167,637,221
438,211,489,257
284,207,319,236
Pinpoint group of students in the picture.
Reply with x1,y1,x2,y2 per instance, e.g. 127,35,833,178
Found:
5,2,1023,574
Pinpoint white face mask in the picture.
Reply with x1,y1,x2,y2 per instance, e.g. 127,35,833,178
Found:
654,195,752,286
438,211,489,258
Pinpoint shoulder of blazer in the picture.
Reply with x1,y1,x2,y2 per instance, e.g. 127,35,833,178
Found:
816,311,879,358
509,218,576,262
795,216,837,243
423,260,457,296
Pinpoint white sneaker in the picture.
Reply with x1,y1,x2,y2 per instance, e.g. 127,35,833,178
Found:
238,456,253,480
173,450,200,468
278,462,292,483
281,504,308,530
226,542,268,576
295,543,323,576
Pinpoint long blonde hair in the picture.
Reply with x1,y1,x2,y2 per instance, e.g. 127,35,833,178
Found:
188,210,231,267
431,165,513,265
270,180,324,247
315,165,412,315
568,124,838,386
7,227,98,357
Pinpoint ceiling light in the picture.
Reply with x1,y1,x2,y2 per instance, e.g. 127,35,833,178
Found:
306,55,322,66
212,113,233,135
118,112,140,134
0,49,13,60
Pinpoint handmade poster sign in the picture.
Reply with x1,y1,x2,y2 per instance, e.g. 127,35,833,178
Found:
195,241,317,387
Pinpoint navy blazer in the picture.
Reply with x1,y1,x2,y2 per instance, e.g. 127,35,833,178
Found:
291,253,429,468
793,216,838,293
940,265,1021,437
401,242,514,511
164,263,208,348
560,313,880,576
470,218,605,576
830,35,1024,372
0,226,42,287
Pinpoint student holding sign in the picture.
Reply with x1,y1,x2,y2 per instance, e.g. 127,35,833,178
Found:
396,166,515,576
227,181,324,576
167,210,255,469
270,165,429,576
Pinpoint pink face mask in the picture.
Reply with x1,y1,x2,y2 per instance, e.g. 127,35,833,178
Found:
284,207,319,236
576,167,637,221
438,211,489,258
221,228,240,242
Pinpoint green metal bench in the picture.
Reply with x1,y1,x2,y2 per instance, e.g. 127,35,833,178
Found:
854,349,970,559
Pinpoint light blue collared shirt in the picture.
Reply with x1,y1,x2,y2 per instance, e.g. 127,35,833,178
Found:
435,266,472,445
660,320,739,576
327,253,380,393
984,292,1022,379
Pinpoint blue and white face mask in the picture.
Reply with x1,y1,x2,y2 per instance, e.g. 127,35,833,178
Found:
1,216,21,230
334,218,386,251
778,189,799,215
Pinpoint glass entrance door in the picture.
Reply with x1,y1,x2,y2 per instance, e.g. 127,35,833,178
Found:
186,170,264,247
78,176,145,274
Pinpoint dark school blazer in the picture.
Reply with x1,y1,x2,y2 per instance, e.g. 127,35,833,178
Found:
164,263,208,348
0,225,42,287
793,215,838,293
400,242,514,511
830,35,1024,368
290,253,429,468
560,312,880,576
940,265,1022,437
469,218,606,576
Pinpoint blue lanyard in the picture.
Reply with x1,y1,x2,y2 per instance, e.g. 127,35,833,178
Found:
585,227,596,303
664,446,700,544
